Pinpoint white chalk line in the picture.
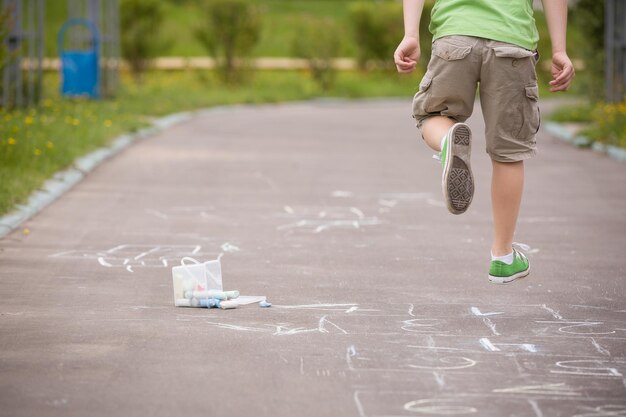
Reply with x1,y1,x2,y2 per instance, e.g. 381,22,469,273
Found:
494,383,580,397
528,399,544,417
471,307,504,317
590,338,611,356
482,317,500,336
541,304,563,320
319,315,348,334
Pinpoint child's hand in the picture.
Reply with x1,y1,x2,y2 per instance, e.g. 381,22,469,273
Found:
549,52,575,92
394,36,420,73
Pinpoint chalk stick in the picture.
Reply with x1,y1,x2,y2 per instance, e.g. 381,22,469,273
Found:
186,290,227,300
217,300,238,310
224,290,240,299
259,300,272,308
199,298,219,308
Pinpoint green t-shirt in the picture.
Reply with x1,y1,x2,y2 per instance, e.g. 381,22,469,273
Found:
429,0,539,51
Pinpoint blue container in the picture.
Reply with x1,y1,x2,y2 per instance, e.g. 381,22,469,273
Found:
58,19,100,98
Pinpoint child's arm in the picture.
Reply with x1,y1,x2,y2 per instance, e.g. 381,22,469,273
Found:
394,0,425,73
541,0,575,92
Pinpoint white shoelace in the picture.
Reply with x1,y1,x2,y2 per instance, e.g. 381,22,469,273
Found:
512,242,531,252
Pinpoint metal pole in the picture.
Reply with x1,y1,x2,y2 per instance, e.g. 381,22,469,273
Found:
27,0,34,106
36,0,43,103
606,0,615,102
113,0,120,96
2,0,9,107
15,0,22,107
616,0,626,101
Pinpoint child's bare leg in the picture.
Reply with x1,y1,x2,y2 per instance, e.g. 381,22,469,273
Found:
421,116,455,151
491,160,524,256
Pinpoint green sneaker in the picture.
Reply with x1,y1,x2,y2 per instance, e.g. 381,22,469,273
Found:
440,123,474,215
488,248,530,284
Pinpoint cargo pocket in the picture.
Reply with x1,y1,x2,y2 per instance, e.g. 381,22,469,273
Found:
419,75,433,92
412,75,434,126
493,46,535,59
433,38,472,61
518,84,540,138
493,45,536,70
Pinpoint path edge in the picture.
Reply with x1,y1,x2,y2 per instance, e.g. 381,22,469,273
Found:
0,111,194,239
544,121,626,163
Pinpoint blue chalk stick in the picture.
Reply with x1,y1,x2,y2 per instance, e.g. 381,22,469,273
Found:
199,298,219,308
259,300,272,308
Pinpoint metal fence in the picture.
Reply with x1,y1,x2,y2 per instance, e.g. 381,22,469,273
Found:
66,0,120,98
605,0,626,102
1,0,44,108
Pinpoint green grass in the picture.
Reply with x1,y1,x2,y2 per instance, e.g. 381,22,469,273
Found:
548,102,594,123
548,100,626,149
0,68,420,216
582,101,626,148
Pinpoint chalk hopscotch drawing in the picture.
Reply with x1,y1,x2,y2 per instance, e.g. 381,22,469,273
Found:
406,356,477,371
49,243,233,273
550,360,623,377
403,398,478,415
144,206,228,222
492,382,581,397
536,320,624,336
276,205,384,233
479,338,537,353
354,391,479,417
343,303,626,417
203,314,349,336
571,405,626,417
276,191,440,233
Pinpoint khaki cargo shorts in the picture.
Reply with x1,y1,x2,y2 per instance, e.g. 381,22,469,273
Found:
412,35,540,162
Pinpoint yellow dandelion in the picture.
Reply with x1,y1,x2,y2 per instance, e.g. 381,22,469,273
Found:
72,118,80,126
34,148,42,156
24,116,34,124
104,120,112,127
23,228,30,235
46,141,54,149
7,137,16,145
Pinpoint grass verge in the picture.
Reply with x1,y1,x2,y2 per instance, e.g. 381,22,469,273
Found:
548,100,626,149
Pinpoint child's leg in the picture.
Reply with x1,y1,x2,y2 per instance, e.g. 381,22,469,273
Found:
421,116,456,151
412,35,481,214
479,38,540,273
491,160,524,256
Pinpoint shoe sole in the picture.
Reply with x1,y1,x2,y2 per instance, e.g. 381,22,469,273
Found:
488,265,530,284
442,123,474,215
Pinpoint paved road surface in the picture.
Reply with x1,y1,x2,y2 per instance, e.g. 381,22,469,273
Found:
1,99,625,417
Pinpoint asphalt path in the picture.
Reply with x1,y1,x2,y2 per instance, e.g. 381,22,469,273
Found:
1,99,625,417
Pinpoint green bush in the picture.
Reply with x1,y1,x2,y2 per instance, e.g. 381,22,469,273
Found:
195,0,262,84
419,1,434,66
570,0,604,100
291,17,340,90
349,1,402,70
548,102,594,123
120,0,167,80
349,1,433,71
584,100,626,148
